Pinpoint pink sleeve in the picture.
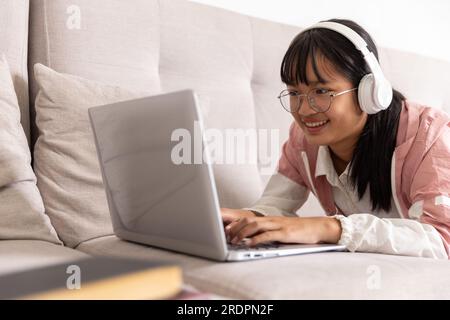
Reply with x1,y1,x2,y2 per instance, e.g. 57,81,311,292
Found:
410,125,450,258
277,121,307,187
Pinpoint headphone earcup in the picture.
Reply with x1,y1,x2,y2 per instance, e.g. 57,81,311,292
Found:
358,73,393,114
375,77,393,110
358,73,378,114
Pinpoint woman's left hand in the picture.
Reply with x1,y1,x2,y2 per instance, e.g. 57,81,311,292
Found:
225,215,342,246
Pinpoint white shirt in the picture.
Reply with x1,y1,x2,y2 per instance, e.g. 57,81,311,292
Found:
315,145,399,219
244,146,447,259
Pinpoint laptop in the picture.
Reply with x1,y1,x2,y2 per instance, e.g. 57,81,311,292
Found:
88,89,345,261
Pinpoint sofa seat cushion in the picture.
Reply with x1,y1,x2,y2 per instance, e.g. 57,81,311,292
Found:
0,240,89,276
77,235,450,299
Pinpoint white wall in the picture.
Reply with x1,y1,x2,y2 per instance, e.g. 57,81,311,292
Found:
190,0,450,63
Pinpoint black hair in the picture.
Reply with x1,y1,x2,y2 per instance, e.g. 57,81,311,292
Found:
280,18,405,212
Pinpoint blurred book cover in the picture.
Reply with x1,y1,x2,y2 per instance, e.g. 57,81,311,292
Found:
0,256,182,300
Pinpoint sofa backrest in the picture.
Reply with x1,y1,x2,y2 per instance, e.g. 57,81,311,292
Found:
27,0,298,209
26,0,450,212
0,0,30,142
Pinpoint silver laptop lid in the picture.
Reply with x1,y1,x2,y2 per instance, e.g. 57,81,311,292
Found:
88,90,229,260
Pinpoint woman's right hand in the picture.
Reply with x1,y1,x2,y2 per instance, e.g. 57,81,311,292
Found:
221,208,258,243
220,208,258,227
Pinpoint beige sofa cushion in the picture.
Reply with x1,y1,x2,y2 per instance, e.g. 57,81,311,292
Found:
379,49,450,111
28,0,161,145
27,0,291,212
78,235,450,299
0,240,89,276
0,0,30,141
0,56,61,245
33,64,157,248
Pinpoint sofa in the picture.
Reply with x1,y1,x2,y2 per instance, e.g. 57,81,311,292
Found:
1,0,449,299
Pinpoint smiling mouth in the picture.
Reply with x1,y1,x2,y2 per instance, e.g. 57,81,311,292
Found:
302,119,330,128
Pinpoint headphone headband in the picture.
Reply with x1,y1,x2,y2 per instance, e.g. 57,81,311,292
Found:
300,21,393,113
302,22,383,80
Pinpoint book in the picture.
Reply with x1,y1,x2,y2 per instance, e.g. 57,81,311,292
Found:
0,256,182,300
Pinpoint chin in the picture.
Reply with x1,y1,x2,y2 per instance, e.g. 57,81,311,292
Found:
303,133,331,146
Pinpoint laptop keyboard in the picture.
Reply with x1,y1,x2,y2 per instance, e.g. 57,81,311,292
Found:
228,241,281,251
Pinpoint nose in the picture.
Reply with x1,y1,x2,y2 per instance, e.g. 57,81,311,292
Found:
297,95,318,116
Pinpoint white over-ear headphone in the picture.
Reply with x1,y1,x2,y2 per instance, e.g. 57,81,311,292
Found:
302,21,393,114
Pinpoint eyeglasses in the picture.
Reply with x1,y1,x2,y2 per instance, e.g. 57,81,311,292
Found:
277,87,357,113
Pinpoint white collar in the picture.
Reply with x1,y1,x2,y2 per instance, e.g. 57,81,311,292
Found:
315,145,350,187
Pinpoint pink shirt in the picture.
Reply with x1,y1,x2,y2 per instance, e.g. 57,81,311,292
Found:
246,100,450,259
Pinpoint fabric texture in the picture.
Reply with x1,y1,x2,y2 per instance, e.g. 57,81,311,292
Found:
334,214,446,259
242,172,309,216
77,235,450,299
33,63,154,248
0,56,61,244
0,240,89,276
0,0,30,142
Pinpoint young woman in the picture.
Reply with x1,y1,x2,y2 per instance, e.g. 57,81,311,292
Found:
222,19,450,259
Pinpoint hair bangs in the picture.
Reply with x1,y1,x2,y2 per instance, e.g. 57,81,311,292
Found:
280,31,331,86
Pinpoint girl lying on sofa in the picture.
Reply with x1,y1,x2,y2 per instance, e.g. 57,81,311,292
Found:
222,19,450,259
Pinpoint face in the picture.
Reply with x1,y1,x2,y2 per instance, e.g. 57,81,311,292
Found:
288,54,367,151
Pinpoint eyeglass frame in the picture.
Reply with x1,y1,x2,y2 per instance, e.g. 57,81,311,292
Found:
277,87,358,113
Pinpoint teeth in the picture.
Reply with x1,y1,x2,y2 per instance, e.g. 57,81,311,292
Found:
304,120,329,128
